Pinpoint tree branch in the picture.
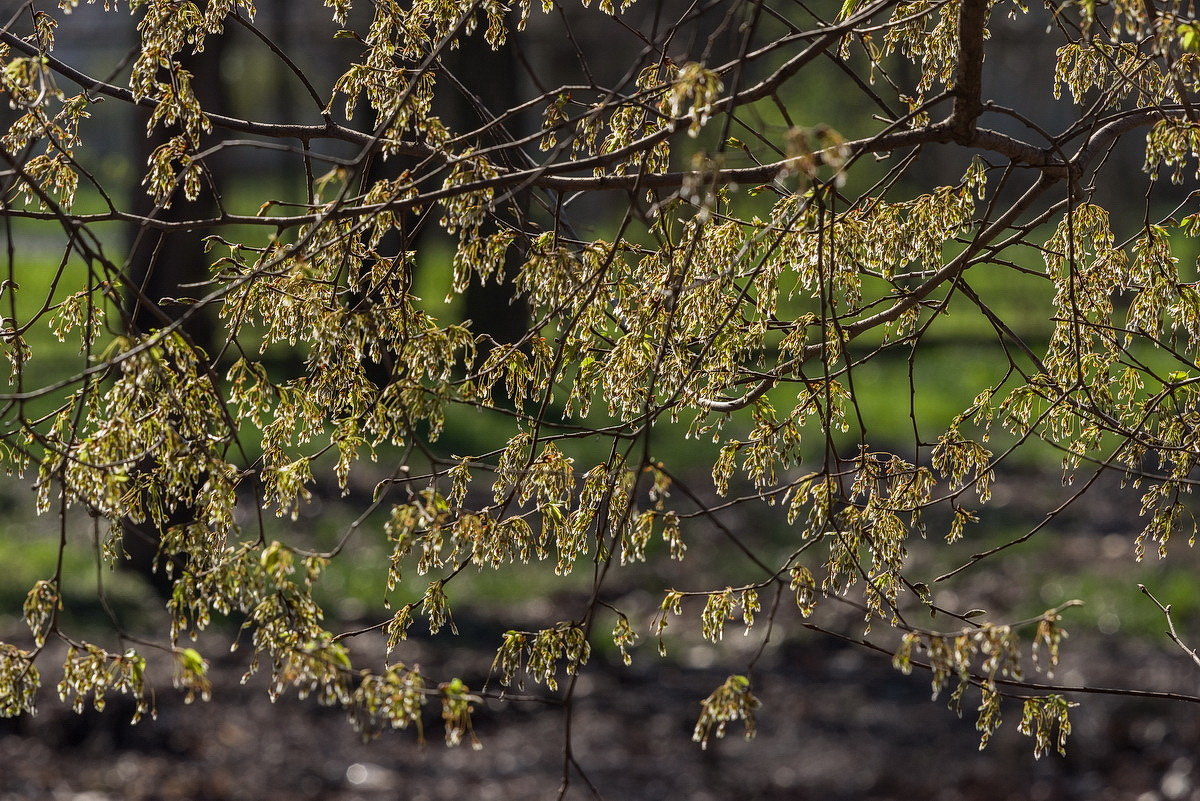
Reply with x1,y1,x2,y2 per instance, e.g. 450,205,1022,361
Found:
0,30,431,156
950,0,988,142
1139,585,1200,669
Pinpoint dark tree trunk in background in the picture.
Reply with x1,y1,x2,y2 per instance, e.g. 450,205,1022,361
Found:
125,39,228,350
445,28,532,349
121,38,231,597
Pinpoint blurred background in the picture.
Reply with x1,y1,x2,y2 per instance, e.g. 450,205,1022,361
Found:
2,0,1200,798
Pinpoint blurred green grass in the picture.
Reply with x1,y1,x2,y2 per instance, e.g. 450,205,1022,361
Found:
4,170,1199,652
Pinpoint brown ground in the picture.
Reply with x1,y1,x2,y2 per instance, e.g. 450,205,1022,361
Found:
2,609,1199,801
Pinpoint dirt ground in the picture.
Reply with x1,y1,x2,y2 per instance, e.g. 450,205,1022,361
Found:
2,610,1199,801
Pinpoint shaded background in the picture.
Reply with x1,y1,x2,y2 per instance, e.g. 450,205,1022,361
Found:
2,1,1200,798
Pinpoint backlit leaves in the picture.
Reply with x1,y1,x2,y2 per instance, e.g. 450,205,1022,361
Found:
1019,695,1075,758
693,674,759,749
58,644,152,723
490,624,590,691
7,0,1200,764
0,644,40,717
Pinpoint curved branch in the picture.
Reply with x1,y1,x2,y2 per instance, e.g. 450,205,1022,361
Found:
1140,585,1200,669
0,30,432,156
694,102,1186,413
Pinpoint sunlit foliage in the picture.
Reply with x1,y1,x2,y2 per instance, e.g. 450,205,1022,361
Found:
2,0,1200,774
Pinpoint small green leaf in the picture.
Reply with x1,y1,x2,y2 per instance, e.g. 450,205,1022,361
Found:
1179,23,1200,53
911,582,931,604
179,648,206,674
